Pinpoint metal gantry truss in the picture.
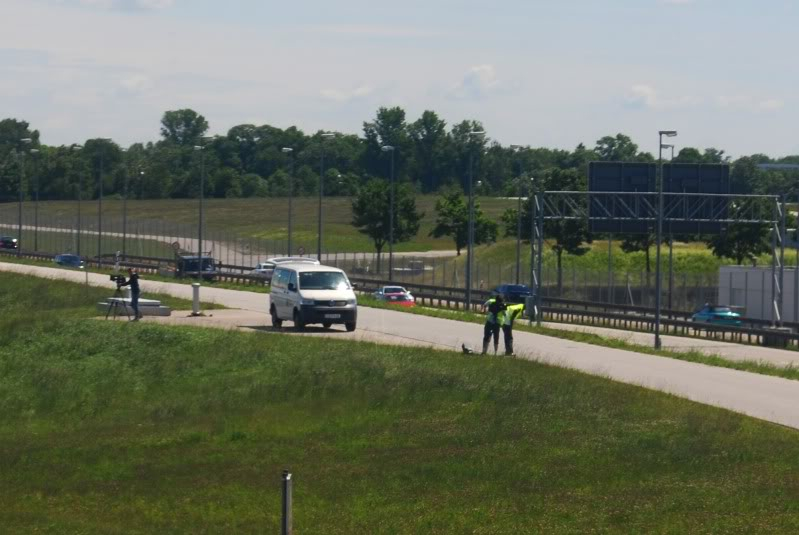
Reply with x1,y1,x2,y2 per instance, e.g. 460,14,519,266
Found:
529,191,787,336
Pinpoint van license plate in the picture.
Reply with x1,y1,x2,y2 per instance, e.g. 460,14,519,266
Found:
324,314,341,319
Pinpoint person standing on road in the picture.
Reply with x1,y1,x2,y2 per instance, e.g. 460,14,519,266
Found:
120,267,142,321
481,295,505,354
501,302,525,356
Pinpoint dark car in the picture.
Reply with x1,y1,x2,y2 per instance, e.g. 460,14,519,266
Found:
54,254,83,268
491,284,532,304
0,236,19,250
176,255,218,281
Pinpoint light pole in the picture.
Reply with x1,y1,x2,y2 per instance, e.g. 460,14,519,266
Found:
16,138,33,256
661,142,676,311
29,148,40,251
381,145,396,280
194,145,206,261
317,132,335,261
72,144,83,257
510,144,525,284
465,130,486,310
96,139,112,263
655,130,678,349
528,176,536,308
282,147,294,256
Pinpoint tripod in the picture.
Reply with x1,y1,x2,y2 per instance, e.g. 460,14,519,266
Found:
105,285,132,320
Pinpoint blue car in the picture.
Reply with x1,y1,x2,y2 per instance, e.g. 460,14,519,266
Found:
54,254,84,268
492,284,533,304
691,305,742,327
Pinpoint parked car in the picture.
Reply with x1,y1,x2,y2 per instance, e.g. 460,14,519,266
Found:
252,256,320,283
691,304,742,326
372,286,415,307
0,236,19,250
491,284,532,304
54,254,84,268
176,255,218,281
269,263,357,331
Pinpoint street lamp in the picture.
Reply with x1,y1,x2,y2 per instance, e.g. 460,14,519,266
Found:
281,147,294,255
510,144,525,284
71,144,83,256
16,138,33,256
655,130,678,349
317,132,336,261
465,130,486,309
661,142,676,311
29,148,40,251
194,144,206,262
97,138,113,263
381,145,396,280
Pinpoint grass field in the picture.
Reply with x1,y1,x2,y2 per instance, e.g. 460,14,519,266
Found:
0,196,517,254
3,197,789,278
2,273,799,532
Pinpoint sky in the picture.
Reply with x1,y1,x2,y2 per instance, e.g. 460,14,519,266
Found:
0,0,796,158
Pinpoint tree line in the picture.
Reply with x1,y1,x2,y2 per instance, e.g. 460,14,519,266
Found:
2,108,798,272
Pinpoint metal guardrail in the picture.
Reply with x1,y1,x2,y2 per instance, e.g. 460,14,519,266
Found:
3,249,797,348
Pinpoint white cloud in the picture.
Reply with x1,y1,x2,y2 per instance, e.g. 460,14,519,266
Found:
319,85,375,103
75,0,174,10
448,65,500,100
716,95,784,111
624,84,700,109
758,99,784,111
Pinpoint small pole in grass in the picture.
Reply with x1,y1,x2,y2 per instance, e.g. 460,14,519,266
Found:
281,469,293,535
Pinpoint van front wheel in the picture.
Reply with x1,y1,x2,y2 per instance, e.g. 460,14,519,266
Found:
345,322,356,332
271,306,282,329
293,310,305,331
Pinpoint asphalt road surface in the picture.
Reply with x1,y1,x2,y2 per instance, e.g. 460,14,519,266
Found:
4,260,799,431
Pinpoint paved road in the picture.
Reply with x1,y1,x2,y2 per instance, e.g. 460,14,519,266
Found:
4,260,799,430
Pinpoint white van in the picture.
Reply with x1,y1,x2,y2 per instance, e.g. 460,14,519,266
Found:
269,263,358,331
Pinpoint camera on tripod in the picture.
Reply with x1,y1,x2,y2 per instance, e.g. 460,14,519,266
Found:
110,274,126,287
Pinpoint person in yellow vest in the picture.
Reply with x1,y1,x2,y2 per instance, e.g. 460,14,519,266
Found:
481,295,506,354
501,302,525,356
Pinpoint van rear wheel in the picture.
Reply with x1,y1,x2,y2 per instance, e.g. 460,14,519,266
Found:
322,322,332,329
345,322,356,332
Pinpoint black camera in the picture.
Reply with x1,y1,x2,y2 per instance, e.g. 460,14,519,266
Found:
110,274,126,286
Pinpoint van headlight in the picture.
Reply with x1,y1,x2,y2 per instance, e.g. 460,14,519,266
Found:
300,298,315,306
347,299,357,306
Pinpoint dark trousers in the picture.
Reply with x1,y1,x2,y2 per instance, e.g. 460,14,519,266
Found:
502,325,514,355
482,322,500,353
131,291,141,318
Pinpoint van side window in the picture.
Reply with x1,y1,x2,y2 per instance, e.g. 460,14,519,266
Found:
273,269,288,289
289,271,298,290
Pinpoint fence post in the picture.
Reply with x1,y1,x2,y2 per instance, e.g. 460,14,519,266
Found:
281,469,292,535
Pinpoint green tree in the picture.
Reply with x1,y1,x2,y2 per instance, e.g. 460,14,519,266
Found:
429,188,497,256
707,223,770,266
595,133,639,161
160,109,209,146
409,110,450,192
351,179,422,270
620,233,655,273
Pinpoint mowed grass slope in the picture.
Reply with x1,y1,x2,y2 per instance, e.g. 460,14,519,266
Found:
1,196,516,253
2,273,799,533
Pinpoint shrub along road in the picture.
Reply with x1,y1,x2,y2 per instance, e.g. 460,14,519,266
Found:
3,260,799,430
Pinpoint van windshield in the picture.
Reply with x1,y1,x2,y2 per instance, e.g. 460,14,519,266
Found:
299,271,349,290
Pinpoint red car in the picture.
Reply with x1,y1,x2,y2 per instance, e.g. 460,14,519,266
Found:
373,286,415,307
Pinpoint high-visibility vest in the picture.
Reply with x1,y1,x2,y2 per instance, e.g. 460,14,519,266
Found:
502,303,525,326
484,298,504,324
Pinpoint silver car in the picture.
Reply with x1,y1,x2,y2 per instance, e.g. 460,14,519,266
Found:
252,256,320,283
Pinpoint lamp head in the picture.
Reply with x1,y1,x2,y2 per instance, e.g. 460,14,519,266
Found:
281,147,293,153
659,130,678,137
381,145,395,152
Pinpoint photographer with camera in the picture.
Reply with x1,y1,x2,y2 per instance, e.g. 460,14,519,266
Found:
119,268,142,321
